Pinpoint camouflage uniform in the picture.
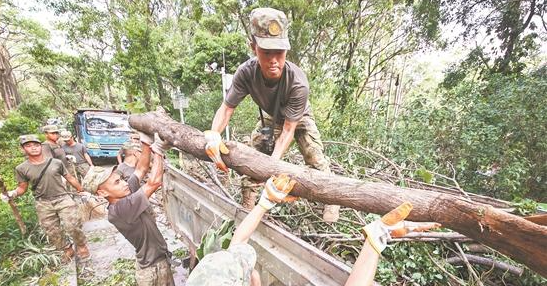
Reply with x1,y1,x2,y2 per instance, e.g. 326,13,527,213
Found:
186,244,257,286
16,134,87,250
235,8,339,221
35,195,87,249
135,259,174,286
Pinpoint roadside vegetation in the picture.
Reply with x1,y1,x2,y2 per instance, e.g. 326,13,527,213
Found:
1,0,545,285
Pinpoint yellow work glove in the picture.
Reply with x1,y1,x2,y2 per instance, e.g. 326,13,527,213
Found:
258,174,298,210
204,130,230,173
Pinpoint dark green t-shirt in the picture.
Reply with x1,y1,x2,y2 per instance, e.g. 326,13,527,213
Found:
42,141,69,167
15,158,68,199
62,142,88,164
107,174,168,268
225,58,311,123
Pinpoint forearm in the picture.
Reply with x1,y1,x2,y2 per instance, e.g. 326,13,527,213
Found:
231,205,267,245
134,144,151,180
344,240,380,286
211,103,234,133
271,128,295,160
143,152,164,198
14,183,28,197
84,154,93,166
65,174,83,192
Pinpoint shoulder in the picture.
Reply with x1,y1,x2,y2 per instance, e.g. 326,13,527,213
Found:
15,161,30,172
285,61,308,85
235,58,258,77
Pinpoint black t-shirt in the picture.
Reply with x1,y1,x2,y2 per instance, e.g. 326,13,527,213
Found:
107,174,168,268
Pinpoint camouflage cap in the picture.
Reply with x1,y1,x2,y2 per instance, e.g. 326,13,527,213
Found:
82,166,116,193
60,130,72,141
250,8,290,50
186,244,257,286
42,125,60,133
19,134,41,146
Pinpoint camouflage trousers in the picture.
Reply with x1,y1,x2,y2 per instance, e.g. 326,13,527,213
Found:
135,259,175,286
250,114,330,171
75,162,91,180
241,114,334,210
35,195,87,250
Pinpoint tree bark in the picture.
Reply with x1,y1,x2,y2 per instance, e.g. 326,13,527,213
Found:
129,110,547,278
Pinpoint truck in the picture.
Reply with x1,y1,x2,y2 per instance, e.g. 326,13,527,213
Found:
73,109,132,159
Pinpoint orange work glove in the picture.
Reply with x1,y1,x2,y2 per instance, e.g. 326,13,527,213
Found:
363,202,442,254
204,130,230,172
258,174,298,210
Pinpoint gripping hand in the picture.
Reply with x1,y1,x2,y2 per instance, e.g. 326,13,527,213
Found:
204,130,229,172
1,190,18,202
363,202,441,254
150,133,172,156
258,174,297,210
137,131,153,145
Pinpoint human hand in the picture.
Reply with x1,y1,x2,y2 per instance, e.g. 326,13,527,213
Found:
1,190,18,202
204,130,230,172
137,131,153,145
66,155,77,163
258,174,298,210
150,133,172,156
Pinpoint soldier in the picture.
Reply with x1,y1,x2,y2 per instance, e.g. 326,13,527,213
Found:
204,7,340,222
1,135,90,261
117,133,140,164
82,133,173,286
61,130,94,181
42,124,69,167
117,141,142,181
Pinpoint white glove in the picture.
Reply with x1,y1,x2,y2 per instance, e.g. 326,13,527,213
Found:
363,220,391,254
137,131,154,145
1,190,18,202
150,133,171,156
79,191,92,201
204,130,229,172
258,174,297,210
66,155,77,163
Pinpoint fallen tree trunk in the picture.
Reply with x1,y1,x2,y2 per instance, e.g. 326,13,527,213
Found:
129,110,547,277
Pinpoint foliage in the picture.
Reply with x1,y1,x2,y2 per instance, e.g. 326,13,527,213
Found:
0,104,57,286
79,258,136,286
196,219,235,260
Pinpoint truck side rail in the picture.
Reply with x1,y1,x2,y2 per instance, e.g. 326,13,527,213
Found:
163,166,351,286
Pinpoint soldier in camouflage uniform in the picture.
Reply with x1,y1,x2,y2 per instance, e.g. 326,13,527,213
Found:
42,125,69,167
83,132,173,286
0,134,90,261
204,7,340,222
61,130,94,181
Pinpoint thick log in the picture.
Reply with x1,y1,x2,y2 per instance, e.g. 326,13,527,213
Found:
129,110,547,277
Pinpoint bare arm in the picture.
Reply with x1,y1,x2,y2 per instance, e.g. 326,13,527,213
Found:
84,153,94,166
344,240,380,286
117,149,123,164
133,143,151,181
230,205,268,245
271,120,297,160
211,103,235,133
142,152,164,198
64,173,83,192
13,182,29,197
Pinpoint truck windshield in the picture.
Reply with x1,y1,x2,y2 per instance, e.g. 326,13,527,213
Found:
85,113,131,136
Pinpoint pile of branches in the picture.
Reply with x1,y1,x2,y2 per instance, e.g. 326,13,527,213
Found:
176,142,531,285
